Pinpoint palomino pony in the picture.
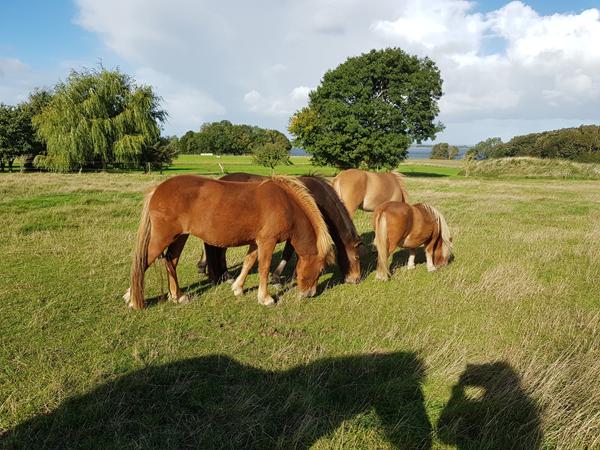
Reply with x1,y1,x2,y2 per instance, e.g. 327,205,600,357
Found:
373,201,452,280
198,173,363,285
124,175,334,308
332,169,409,217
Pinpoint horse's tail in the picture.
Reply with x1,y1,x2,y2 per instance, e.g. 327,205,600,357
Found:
374,209,390,279
129,188,155,310
392,171,409,203
424,204,452,266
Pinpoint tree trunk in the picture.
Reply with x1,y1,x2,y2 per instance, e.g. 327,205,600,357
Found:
0,160,4,172
8,159,13,172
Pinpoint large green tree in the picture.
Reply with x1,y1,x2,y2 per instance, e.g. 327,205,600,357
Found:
289,48,444,169
33,68,166,171
0,89,52,172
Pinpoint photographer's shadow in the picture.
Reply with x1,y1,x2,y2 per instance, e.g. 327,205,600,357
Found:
437,361,542,450
5,352,432,449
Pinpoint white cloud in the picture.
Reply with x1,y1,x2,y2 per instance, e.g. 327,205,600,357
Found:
135,67,226,135
0,58,60,105
71,0,600,143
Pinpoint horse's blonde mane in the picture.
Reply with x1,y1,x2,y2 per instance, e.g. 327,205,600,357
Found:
391,171,409,202
422,204,452,259
269,176,335,264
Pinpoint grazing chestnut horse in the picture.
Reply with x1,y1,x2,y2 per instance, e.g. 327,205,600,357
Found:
373,201,452,280
332,169,409,217
199,173,363,284
124,175,333,309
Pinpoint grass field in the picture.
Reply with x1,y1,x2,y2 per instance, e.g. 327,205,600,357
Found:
1,155,599,449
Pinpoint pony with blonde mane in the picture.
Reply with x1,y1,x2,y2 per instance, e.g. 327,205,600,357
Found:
124,175,333,308
373,201,452,280
332,169,409,217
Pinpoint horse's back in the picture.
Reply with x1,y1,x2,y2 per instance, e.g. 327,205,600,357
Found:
149,175,292,246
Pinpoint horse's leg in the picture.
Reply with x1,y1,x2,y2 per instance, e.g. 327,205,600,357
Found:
271,240,294,287
231,243,258,297
407,248,416,269
197,245,207,275
205,244,230,284
425,241,436,272
257,239,276,306
165,234,189,304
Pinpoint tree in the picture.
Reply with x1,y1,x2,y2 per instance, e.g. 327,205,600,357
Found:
0,91,51,172
180,122,291,155
430,143,448,159
466,137,503,160
253,142,291,172
141,136,179,173
33,67,166,172
289,48,444,169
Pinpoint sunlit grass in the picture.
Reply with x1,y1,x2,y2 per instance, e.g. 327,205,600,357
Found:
0,165,598,449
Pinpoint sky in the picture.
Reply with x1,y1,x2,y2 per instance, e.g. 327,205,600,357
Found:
2,0,600,145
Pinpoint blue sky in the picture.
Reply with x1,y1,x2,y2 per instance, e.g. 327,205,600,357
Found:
2,0,600,144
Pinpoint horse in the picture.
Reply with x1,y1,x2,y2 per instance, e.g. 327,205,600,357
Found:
332,169,409,217
198,173,363,285
123,175,334,309
373,201,452,280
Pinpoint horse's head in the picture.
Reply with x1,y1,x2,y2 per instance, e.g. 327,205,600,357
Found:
295,254,326,297
343,238,364,284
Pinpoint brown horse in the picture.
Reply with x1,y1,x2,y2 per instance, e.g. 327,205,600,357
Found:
332,169,409,217
124,175,334,309
373,201,452,280
199,173,363,284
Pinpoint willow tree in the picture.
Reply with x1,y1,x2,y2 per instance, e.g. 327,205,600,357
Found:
33,68,166,171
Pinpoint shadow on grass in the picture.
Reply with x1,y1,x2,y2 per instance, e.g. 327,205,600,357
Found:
397,171,449,178
437,361,543,450
4,352,432,449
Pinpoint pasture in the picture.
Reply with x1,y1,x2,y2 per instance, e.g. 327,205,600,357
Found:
0,156,599,449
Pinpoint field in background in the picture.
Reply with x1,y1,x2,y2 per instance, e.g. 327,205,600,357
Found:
168,154,462,178
0,160,599,449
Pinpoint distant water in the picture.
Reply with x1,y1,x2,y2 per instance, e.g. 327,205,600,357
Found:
291,146,469,160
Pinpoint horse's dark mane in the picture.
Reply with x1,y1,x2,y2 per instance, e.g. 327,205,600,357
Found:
299,176,360,244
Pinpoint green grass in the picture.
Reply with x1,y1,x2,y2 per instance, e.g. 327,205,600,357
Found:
0,161,599,449
165,154,462,178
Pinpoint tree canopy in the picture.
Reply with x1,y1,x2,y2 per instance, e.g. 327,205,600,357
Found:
33,68,166,171
430,143,459,160
179,120,290,155
475,126,600,162
289,48,444,170
0,89,52,171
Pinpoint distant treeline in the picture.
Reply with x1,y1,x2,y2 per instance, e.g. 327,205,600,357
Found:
179,120,291,155
469,125,600,162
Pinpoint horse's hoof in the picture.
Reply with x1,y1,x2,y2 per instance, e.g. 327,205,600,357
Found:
375,273,389,281
272,282,283,289
232,285,244,296
123,288,131,304
427,266,437,273
406,265,416,270
260,296,276,306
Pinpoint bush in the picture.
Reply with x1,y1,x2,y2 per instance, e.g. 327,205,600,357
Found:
252,142,291,172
